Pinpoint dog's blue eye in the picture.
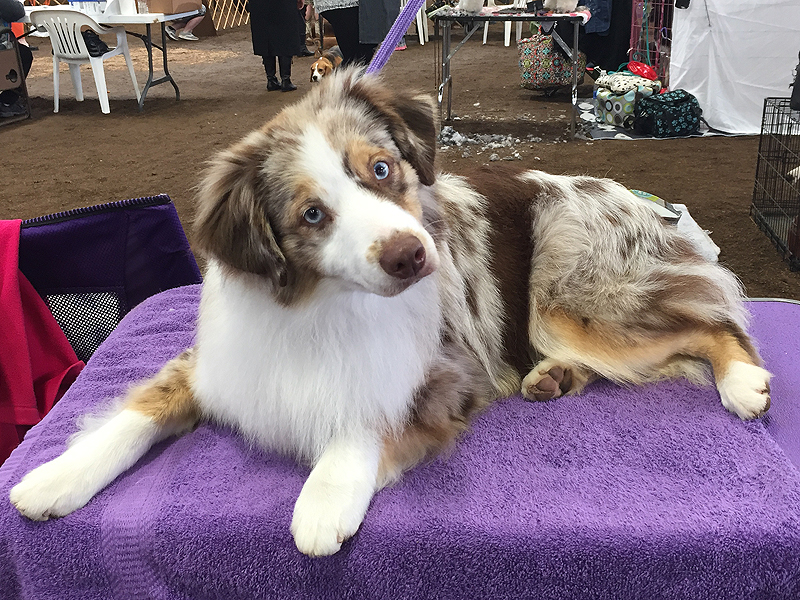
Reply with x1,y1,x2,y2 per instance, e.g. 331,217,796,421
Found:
373,161,390,180
303,207,325,224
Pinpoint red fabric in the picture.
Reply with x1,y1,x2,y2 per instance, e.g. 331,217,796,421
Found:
0,220,84,464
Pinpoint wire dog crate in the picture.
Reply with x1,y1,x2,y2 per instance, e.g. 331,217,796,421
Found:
629,0,673,86
751,98,800,271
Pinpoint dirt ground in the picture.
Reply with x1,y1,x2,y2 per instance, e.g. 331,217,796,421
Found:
3,24,799,300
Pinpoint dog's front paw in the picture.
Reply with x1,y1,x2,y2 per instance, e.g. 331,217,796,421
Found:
717,361,772,420
291,477,372,557
9,458,93,521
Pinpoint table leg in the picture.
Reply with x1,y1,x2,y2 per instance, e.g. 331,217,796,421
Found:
160,22,180,101
437,20,453,121
445,21,452,120
570,20,579,139
128,23,181,111
138,23,154,111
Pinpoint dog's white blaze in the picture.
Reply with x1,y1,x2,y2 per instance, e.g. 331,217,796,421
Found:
193,260,443,461
322,196,438,293
9,410,163,520
297,125,439,295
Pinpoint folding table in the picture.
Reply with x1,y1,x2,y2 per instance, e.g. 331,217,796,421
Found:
432,7,589,138
23,5,201,111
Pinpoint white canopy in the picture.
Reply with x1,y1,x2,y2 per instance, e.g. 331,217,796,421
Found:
670,0,800,134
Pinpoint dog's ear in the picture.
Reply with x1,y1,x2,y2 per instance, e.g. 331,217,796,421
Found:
193,133,288,286
348,77,439,186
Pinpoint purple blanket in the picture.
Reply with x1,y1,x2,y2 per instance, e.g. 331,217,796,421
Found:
2,287,799,599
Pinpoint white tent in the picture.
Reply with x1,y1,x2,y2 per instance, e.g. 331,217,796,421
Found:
670,0,800,135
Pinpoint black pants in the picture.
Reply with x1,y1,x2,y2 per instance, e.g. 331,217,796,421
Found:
264,55,293,79
0,44,33,105
299,7,307,50
320,7,376,67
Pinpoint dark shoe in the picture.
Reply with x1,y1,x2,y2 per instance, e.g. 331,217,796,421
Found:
0,98,27,118
266,75,281,91
298,47,314,57
281,77,297,92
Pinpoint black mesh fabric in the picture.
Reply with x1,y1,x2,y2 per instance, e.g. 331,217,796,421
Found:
45,292,126,363
19,196,203,362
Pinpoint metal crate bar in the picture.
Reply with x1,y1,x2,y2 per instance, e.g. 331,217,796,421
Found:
750,97,800,270
629,0,673,86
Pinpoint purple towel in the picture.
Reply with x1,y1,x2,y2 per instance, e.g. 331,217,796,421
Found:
1,287,799,599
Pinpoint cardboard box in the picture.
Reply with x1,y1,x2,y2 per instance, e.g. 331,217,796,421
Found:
146,0,201,15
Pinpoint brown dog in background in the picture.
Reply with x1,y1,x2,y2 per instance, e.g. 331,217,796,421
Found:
310,45,343,82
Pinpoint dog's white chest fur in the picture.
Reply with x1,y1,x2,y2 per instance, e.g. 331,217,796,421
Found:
192,261,443,460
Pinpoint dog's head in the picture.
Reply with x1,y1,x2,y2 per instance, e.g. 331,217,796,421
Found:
310,57,334,82
194,67,441,304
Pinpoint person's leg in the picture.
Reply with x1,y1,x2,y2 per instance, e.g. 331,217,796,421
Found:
19,44,33,77
179,15,205,35
264,56,281,91
297,7,312,55
353,40,377,65
278,55,296,91
173,4,206,40
320,7,363,66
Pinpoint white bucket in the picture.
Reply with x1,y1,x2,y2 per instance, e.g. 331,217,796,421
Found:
119,0,137,13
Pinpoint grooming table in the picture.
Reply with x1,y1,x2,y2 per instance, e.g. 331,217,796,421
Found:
1,288,799,599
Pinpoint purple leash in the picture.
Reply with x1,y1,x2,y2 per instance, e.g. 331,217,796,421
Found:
366,0,428,74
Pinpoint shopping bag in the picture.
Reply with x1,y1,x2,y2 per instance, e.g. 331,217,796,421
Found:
518,33,585,90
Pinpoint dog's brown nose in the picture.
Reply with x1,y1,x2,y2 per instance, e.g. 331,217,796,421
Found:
379,234,426,280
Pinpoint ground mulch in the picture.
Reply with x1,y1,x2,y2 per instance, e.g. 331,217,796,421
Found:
4,24,798,299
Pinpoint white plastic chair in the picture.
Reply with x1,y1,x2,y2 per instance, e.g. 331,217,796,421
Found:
483,0,528,47
401,0,429,45
30,9,140,114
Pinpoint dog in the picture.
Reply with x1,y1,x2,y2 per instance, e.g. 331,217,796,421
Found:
9,66,772,557
310,45,342,82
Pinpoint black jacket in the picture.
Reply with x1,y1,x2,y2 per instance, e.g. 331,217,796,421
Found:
248,0,301,57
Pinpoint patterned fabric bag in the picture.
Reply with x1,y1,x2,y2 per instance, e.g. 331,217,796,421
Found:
633,89,703,138
594,70,661,95
517,34,585,90
595,87,654,129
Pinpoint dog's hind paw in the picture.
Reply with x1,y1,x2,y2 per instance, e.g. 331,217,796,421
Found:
9,458,93,521
522,359,591,401
717,361,772,420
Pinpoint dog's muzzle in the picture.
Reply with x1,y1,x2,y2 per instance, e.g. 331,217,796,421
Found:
379,233,427,281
